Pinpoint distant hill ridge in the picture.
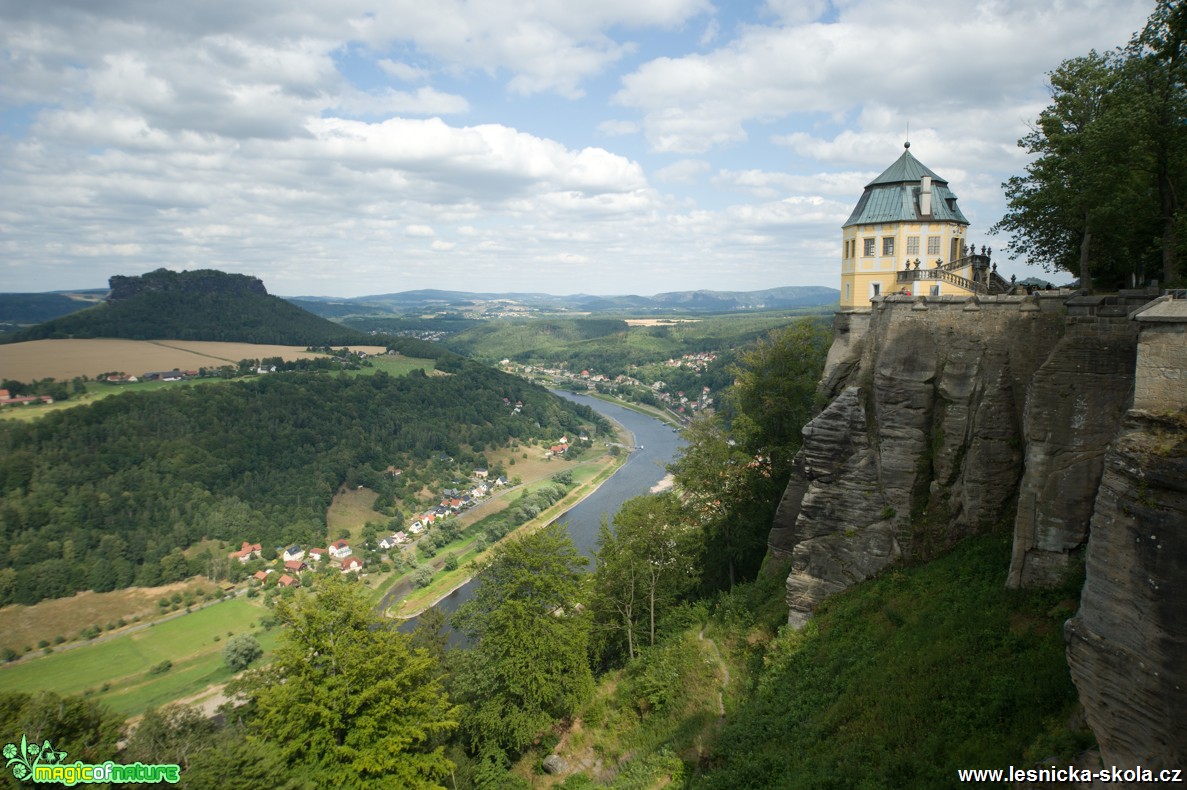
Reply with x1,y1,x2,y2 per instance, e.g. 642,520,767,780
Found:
8,269,366,346
290,285,839,317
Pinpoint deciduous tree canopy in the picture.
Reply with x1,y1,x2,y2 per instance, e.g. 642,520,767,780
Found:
452,522,593,757
248,576,457,788
994,2,1186,289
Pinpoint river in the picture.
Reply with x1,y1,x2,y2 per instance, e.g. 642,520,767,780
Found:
401,392,683,643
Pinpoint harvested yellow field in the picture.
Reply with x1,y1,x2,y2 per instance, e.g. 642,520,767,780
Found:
0,579,214,651
0,339,388,382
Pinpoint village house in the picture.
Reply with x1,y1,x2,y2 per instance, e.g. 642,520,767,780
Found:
252,569,273,583
328,539,352,559
283,559,307,573
307,547,326,562
282,545,305,562
277,574,299,588
340,556,363,575
228,541,262,564
0,389,55,406
378,534,401,550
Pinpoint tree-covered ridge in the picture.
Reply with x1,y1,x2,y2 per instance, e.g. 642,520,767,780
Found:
7,269,366,345
0,294,97,326
0,363,604,606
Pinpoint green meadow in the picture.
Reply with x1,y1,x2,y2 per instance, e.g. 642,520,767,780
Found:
0,597,277,716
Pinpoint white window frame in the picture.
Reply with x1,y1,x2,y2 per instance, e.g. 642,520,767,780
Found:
906,236,919,256
927,236,940,255
863,237,875,257
882,237,894,256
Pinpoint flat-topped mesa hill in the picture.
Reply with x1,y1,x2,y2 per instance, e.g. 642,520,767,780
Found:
10,268,366,346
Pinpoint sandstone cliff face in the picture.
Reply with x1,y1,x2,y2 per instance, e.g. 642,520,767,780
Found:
769,291,1187,770
108,268,269,302
1065,412,1187,771
1006,323,1138,588
770,295,1066,622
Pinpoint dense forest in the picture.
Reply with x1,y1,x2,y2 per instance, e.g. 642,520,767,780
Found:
5,269,367,346
0,293,96,328
0,360,604,606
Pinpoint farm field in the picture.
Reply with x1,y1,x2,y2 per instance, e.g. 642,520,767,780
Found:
0,338,389,382
0,579,221,654
0,596,276,716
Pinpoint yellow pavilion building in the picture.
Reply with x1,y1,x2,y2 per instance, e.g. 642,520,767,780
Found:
840,143,1000,308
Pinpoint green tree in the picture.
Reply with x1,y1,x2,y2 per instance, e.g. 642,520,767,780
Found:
1126,0,1187,285
670,415,769,589
451,523,593,757
121,703,217,772
248,575,457,788
670,321,829,590
0,691,121,778
221,634,262,671
992,51,1136,292
729,320,831,488
592,494,700,661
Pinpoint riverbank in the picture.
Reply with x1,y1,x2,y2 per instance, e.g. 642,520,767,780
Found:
382,413,636,619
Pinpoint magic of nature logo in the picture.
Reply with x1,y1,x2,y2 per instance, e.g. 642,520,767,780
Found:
3,735,180,785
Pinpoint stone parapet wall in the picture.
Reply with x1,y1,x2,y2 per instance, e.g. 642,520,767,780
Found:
1132,296,1187,414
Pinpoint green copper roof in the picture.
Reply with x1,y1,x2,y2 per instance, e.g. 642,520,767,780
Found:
866,147,945,187
843,145,970,228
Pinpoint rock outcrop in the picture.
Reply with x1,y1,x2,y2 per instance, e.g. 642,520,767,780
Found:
769,290,1187,771
108,268,269,302
1006,322,1138,587
1064,412,1187,771
770,294,1065,622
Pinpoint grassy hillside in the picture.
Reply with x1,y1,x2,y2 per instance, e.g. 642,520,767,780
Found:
537,534,1088,788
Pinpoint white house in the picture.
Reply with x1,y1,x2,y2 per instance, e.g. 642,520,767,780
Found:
328,540,352,559
282,545,305,563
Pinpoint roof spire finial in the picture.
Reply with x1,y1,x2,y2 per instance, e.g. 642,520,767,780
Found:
905,120,910,150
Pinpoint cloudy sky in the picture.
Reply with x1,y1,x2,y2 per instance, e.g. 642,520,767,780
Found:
0,0,1156,297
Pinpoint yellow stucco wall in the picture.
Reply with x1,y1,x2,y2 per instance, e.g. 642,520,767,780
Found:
840,221,974,307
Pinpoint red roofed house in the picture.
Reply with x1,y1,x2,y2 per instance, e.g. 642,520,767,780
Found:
283,560,307,573
308,547,327,562
328,540,352,560
229,541,262,564
277,574,299,588
252,570,270,583
340,556,363,574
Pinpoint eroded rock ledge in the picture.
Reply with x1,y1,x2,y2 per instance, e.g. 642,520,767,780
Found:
769,291,1187,770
